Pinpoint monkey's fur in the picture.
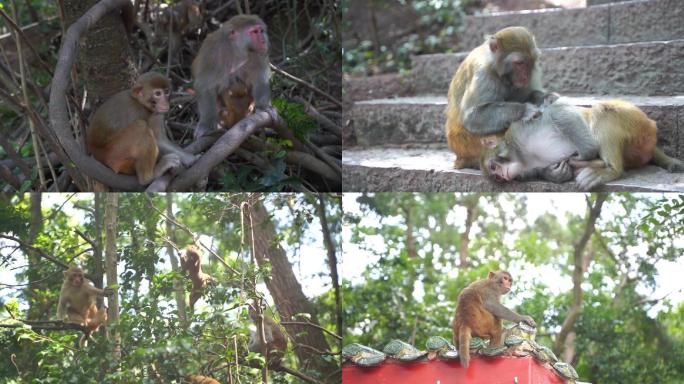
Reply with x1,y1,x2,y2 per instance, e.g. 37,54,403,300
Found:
453,271,535,368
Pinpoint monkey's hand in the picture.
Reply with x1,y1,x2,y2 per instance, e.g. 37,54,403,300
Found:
103,287,117,296
522,103,541,122
180,152,200,167
519,315,536,327
540,161,573,183
543,92,560,106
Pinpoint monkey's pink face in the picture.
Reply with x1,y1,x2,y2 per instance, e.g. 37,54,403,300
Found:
68,271,84,287
486,157,521,182
505,52,532,88
498,273,513,293
247,24,268,53
151,88,170,113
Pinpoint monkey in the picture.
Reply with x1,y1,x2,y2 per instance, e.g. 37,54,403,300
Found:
179,245,216,310
57,266,115,347
192,14,270,139
480,97,684,190
186,375,220,384
156,0,202,66
86,72,198,186
453,271,535,368
218,77,254,129
444,27,569,182
248,304,288,367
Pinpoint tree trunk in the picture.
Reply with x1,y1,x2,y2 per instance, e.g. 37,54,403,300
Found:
248,201,339,382
104,193,121,362
63,0,136,104
458,196,479,268
554,193,606,355
93,193,105,307
165,193,187,325
26,193,44,320
316,195,342,341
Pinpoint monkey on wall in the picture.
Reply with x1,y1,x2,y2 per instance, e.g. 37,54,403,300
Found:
57,266,115,347
480,97,684,189
445,26,566,182
156,0,202,66
248,304,288,367
179,245,216,310
192,14,270,139
86,72,198,186
452,271,535,368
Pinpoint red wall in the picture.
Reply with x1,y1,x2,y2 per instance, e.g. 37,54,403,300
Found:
342,356,566,384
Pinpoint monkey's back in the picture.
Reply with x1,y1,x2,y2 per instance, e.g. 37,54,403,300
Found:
453,280,500,338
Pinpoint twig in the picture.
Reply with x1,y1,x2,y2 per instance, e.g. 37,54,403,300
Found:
293,96,341,137
167,107,285,190
280,321,341,341
270,64,341,108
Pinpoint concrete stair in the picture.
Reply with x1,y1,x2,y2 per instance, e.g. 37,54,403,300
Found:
343,0,684,192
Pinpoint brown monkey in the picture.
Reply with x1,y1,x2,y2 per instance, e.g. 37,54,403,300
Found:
445,26,565,182
186,375,220,384
248,304,288,367
86,72,198,186
180,245,216,309
157,0,202,65
480,98,684,189
218,77,254,129
453,271,535,368
192,14,270,139
57,266,115,347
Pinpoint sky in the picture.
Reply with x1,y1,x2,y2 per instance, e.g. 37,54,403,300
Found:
341,193,684,316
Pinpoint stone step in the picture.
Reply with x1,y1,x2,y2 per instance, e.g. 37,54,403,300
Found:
410,39,684,97
342,146,684,192
347,95,684,160
460,0,683,50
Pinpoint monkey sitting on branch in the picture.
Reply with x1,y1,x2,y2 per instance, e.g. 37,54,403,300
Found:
86,72,198,187
248,303,288,368
192,14,271,139
452,270,535,368
180,245,216,310
480,97,684,189
57,265,115,347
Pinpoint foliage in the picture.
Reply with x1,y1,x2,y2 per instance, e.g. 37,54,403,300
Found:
343,193,684,383
342,0,463,75
0,193,341,383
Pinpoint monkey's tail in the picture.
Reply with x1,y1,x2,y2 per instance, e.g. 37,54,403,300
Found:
79,331,92,348
458,325,471,368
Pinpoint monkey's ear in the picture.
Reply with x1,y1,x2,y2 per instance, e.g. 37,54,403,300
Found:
132,85,144,99
481,136,499,148
488,271,496,279
487,36,498,53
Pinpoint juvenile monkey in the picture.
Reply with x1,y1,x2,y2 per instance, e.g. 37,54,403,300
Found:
192,14,270,139
86,72,198,186
453,271,535,368
444,27,566,181
481,98,684,189
218,77,254,129
57,266,115,347
180,245,216,309
248,304,288,367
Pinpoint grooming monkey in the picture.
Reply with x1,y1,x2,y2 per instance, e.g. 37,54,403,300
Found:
445,27,567,181
481,97,684,189
453,271,535,368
